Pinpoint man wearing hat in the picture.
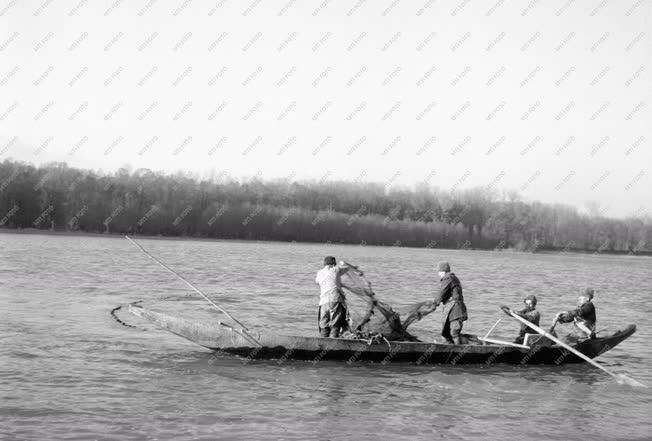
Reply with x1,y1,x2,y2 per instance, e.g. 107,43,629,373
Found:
433,261,468,344
553,288,597,339
503,295,540,344
315,256,350,338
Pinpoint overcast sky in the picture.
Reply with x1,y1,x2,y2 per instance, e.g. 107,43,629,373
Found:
0,0,650,217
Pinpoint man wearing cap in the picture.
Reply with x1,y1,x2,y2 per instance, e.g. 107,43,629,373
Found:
315,256,350,338
504,295,540,344
433,261,468,344
553,288,597,339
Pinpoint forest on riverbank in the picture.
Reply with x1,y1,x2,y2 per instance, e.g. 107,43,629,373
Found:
1,160,650,254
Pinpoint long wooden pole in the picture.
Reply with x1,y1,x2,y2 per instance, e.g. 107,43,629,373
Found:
503,308,646,387
125,236,261,346
484,318,502,339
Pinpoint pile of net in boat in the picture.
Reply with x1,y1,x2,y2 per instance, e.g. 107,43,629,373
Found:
339,264,437,342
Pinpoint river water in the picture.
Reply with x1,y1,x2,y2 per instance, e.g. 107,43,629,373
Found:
1,233,651,440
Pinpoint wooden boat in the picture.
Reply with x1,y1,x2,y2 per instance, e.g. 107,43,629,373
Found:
127,303,636,365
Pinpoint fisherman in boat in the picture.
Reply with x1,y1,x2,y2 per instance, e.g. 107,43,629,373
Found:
315,256,351,338
501,294,540,344
433,261,468,344
553,288,597,339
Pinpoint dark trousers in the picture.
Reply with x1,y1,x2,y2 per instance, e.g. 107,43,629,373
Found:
442,317,463,343
318,302,347,338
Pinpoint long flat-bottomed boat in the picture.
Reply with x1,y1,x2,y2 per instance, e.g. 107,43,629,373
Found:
127,303,636,365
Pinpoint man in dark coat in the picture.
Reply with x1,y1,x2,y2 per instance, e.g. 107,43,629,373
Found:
505,294,540,344
553,288,597,339
433,261,468,344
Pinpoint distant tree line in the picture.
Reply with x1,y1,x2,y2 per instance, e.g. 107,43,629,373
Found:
0,159,650,253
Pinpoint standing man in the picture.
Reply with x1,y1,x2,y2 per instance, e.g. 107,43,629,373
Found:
553,288,597,339
433,261,468,344
315,256,350,338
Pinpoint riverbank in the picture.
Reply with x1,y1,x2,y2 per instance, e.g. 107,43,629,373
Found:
2,227,649,257
3,160,651,257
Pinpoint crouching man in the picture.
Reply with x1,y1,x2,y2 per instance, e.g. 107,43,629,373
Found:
315,256,350,338
553,288,597,340
507,294,540,344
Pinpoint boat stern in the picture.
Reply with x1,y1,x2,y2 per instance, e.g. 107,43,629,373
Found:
573,324,636,360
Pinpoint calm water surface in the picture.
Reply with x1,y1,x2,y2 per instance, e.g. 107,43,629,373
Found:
1,233,651,440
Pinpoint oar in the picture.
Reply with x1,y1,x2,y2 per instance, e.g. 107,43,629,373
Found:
501,307,646,388
483,318,502,339
125,236,262,347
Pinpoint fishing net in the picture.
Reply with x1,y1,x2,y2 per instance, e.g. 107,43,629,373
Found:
340,265,433,341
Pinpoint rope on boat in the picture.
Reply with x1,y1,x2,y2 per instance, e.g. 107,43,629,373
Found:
342,330,392,349
110,301,142,328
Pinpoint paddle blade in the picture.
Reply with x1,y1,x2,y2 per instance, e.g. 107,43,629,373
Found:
616,374,648,388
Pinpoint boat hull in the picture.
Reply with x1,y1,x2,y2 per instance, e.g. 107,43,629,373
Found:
127,304,636,365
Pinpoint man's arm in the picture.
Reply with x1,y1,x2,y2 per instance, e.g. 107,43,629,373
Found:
511,307,528,319
337,261,358,276
433,279,450,305
502,306,529,318
402,300,438,329
556,306,579,323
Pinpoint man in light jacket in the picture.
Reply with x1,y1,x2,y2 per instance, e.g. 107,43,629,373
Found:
315,256,350,338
